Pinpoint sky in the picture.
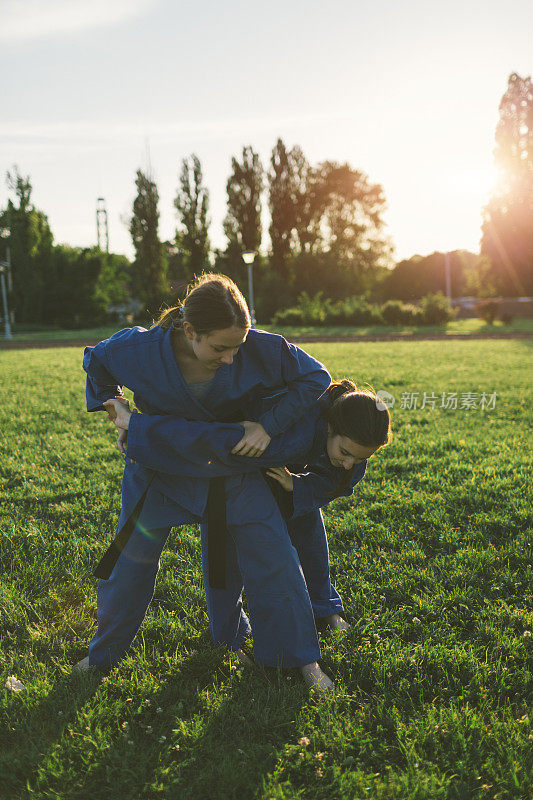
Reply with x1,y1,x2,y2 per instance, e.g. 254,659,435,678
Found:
1,0,531,263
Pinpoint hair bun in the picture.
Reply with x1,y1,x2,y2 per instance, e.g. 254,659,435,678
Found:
170,305,184,328
327,378,356,403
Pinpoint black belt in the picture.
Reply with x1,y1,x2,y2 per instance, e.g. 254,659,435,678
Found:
94,475,155,580
206,475,227,590
94,409,245,586
94,472,289,587
93,473,227,587
205,408,247,590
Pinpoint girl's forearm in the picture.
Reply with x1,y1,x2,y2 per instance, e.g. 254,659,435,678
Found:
125,412,318,477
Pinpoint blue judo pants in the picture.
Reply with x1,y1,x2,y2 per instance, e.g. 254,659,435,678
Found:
203,507,344,653
88,472,321,670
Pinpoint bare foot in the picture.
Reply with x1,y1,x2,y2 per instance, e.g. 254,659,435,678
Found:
73,656,100,673
233,649,254,667
73,656,91,672
300,662,334,692
323,614,351,631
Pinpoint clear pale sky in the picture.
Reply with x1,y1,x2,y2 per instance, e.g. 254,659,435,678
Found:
1,0,531,262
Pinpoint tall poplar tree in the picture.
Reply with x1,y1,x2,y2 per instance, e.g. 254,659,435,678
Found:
268,139,297,274
291,147,324,254
481,73,533,295
174,154,210,277
224,146,263,253
130,169,167,314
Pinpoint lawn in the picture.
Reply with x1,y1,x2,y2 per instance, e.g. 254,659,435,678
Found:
0,340,531,799
3,316,533,343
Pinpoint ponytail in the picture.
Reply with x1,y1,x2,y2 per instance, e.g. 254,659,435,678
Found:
326,378,356,404
157,305,184,331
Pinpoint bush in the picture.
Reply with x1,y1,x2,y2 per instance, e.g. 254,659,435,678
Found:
500,311,514,325
271,293,385,328
324,296,383,326
270,306,306,326
420,292,455,325
271,291,331,326
298,291,330,325
381,300,423,326
476,299,500,324
271,292,456,328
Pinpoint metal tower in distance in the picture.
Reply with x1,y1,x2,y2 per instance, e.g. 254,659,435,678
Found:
96,197,109,252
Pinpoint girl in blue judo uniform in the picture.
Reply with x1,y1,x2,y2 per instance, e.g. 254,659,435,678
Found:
78,273,335,690
104,379,393,665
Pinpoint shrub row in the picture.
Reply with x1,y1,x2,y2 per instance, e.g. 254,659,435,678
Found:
271,292,455,327
475,299,515,324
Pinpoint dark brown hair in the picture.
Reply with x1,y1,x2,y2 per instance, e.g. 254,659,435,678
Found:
326,379,392,494
154,273,251,335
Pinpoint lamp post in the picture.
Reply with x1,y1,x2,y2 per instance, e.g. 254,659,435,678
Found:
242,250,257,327
0,242,12,341
444,251,452,301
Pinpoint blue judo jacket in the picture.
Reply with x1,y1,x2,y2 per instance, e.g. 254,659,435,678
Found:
83,325,331,528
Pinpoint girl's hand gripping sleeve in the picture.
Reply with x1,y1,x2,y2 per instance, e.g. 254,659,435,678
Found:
126,412,318,477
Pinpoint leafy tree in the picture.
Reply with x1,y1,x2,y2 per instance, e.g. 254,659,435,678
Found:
288,161,391,299
224,146,263,254
45,246,104,326
268,139,297,274
463,255,498,298
221,146,263,293
174,154,210,277
130,169,168,314
93,252,133,312
290,251,350,300
163,240,190,295
481,73,533,296
382,250,482,301
0,167,53,323
291,147,323,254
42,247,132,327
268,144,392,305
212,240,247,291
318,161,391,270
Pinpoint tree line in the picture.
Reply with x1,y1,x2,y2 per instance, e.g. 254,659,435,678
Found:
1,72,530,328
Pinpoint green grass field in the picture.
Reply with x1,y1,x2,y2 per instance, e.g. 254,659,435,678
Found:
4,316,533,343
0,340,532,799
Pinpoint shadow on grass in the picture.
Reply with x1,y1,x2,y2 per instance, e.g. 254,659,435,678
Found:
84,649,307,800
40,650,305,800
158,669,305,799
0,668,102,799
2,637,306,800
